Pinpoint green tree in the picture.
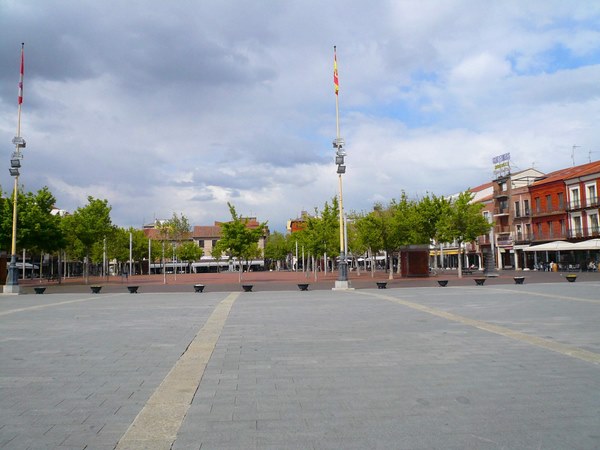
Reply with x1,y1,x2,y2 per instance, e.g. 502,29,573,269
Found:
415,193,451,269
350,211,382,277
178,241,203,269
62,196,112,283
437,191,491,278
264,231,292,270
295,198,340,279
213,202,267,281
370,202,397,279
19,188,65,277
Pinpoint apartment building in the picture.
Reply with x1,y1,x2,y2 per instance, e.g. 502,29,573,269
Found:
564,162,600,240
493,168,544,269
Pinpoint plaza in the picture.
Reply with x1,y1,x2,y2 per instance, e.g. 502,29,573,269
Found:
1,279,599,449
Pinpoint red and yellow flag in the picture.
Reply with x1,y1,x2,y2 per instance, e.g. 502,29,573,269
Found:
18,43,24,105
333,46,339,95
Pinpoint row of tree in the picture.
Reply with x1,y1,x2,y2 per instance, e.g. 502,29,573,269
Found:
1,187,268,283
2,184,490,282
264,191,491,278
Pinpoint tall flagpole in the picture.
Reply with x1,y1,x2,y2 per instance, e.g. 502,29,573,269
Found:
4,43,26,294
333,46,351,289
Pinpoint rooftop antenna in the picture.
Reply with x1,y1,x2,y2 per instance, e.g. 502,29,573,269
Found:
571,145,580,166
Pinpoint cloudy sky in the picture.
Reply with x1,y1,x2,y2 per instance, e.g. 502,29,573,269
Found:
1,1,600,232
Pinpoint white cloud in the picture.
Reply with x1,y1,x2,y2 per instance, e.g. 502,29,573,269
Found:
1,0,600,232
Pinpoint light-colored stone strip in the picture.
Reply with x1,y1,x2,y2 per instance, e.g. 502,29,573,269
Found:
0,294,123,316
357,291,600,366
485,286,600,304
115,292,239,450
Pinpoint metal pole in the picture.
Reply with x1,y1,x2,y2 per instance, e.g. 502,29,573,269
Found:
129,232,133,277
4,44,25,294
333,45,349,289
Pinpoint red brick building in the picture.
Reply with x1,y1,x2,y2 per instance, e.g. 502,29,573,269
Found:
530,161,600,243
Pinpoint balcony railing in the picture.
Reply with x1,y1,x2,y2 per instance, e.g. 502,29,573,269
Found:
586,196,599,208
514,232,533,243
567,226,600,239
568,200,581,210
531,206,567,217
531,230,568,241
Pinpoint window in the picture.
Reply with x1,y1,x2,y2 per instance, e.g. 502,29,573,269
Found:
545,194,552,212
558,192,564,210
535,197,541,213
536,222,542,238
586,183,597,207
572,216,582,237
525,223,531,240
589,213,599,235
514,201,521,218
560,219,566,237
198,240,205,248
524,199,530,216
547,221,553,238
570,187,580,208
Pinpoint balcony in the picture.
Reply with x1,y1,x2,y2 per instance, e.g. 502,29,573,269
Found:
531,206,567,217
514,232,533,244
495,225,511,234
568,200,581,211
493,207,510,216
531,230,568,241
567,227,600,239
586,196,599,208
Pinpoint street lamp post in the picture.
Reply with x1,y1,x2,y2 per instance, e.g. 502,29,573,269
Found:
332,46,351,290
4,44,25,295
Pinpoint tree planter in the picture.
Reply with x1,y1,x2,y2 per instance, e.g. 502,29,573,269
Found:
513,277,525,285
297,284,309,291
194,284,205,293
376,282,387,289
127,286,139,293
242,285,253,292
437,280,448,287
90,286,102,293
565,274,577,282
34,287,46,294
474,278,486,286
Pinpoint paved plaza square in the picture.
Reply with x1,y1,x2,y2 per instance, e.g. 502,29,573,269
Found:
1,280,599,449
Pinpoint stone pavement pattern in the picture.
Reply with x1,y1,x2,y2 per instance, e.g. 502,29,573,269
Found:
1,282,599,449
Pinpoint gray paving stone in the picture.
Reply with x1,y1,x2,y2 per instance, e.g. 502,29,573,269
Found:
2,284,600,448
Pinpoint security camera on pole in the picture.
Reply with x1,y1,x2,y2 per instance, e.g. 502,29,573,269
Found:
4,44,26,295
332,46,352,290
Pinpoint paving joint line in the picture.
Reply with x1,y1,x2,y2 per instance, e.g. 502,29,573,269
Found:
354,290,600,366
114,292,239,450
0,293,125,316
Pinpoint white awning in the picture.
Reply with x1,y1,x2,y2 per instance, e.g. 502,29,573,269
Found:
570,239,600,250
524,241,577,251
